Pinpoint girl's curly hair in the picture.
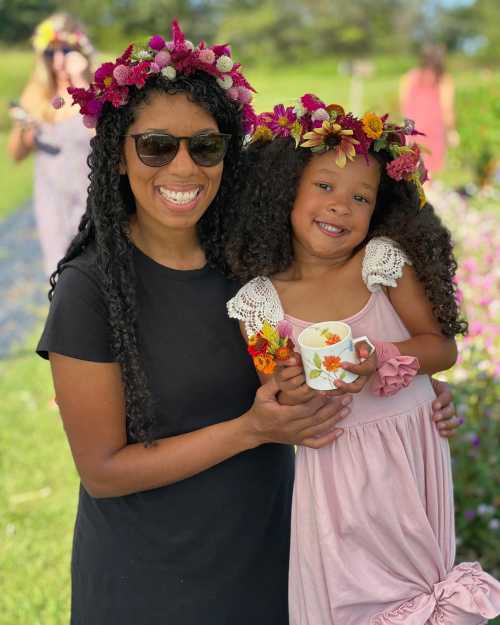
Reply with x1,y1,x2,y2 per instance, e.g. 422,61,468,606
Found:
48,72,245,443
226,137,467,338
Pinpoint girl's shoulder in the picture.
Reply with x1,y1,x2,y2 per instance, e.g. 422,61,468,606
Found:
362,236,411,292
227,276,284,336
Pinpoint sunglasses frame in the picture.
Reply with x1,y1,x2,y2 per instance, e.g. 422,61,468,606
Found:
125,131,232,168
43,46,74,58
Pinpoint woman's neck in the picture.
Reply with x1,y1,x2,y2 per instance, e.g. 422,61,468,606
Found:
129,215,206,270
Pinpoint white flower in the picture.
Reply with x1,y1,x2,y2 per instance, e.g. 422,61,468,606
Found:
216,55,233,72
489,518,500,530
311,108,330,122
216,74,233,90
161,66,177,80
185,40,194,51
293,101,306,118
137,50,153,60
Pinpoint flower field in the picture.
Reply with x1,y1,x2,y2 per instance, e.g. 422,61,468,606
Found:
429,184,500,579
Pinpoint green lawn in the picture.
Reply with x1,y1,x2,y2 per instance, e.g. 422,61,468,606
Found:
0,329,78,625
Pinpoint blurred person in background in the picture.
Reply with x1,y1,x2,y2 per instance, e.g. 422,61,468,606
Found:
7,13,94,277
400,43,459,179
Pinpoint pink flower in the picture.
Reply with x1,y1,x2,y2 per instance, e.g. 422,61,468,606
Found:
83,114,97,128
386,148,420,181
51,95,65,110
269,104,296,137
227,87,240,101
277,319,293,339
154,50,171,68
149,35,166,51
238,87,253,104
198,49,216,64
113,64,130,86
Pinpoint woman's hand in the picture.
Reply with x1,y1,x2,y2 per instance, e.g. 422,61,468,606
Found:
243,376,351,450
430,378,461,438
65,51,89,88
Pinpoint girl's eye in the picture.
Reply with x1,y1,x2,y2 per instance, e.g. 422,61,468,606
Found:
317,183,332,191
354,194,369,204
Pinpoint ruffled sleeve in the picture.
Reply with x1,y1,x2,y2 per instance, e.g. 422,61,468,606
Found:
227,276,285,337
362,237,412,293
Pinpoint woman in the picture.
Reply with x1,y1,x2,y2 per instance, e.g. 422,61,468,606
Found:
36,21,459,625
400,44,459,178
7,13,93,276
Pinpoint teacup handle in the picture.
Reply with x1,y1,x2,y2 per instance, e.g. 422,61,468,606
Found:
352,336,375,361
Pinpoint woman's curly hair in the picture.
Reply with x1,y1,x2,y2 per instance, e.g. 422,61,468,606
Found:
48,72,245,443
226,137,468,337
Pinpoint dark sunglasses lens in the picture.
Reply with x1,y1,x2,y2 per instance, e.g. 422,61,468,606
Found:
189,135,229,166
136,134,178,166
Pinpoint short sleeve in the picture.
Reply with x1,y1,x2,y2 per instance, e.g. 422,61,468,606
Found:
36,265,115,362
226,276,284,337
362,237,412,293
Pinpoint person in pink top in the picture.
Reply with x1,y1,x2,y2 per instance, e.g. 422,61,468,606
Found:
227,94,500,625
400,44,459,177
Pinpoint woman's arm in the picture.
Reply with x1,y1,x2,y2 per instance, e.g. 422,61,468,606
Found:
50,352,348,498
388,264,457,374
7,122,36,162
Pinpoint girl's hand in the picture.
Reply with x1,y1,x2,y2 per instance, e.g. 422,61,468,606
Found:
244,376,351,449
274,353,337,406
430,378,461,438
331,340,377,395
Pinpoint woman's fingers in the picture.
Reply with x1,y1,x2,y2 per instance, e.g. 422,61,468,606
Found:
301,428,344,449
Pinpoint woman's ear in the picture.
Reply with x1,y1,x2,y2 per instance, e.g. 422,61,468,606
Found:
119,157,127,175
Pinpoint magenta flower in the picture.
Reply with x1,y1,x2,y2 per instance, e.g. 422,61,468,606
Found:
269,104,296,137
338,114,371,158
386,148,420,181
51,95,65,110
301,93,326,113
94,62,115,90
149,35,166,51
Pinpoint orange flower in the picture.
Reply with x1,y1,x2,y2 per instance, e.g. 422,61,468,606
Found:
275,346,292,361
362,112,384,139
248,333,259,346
253,355,267,372
263,354,276,374
325,333,341,345
323,355,342,372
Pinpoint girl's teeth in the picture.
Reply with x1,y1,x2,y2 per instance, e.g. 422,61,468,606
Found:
318,222,342,233
159,187,199,204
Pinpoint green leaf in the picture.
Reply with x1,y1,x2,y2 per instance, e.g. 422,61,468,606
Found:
309,369,322,379
313,353,322,369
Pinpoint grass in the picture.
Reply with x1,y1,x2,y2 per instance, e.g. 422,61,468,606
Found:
0,329,78,625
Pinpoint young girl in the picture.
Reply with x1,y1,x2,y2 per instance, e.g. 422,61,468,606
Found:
227,95,500,625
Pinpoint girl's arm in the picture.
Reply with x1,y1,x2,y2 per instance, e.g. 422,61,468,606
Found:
50,352,347,498
387,264,457,374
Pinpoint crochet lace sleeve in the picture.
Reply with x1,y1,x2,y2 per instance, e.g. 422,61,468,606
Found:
362,237,412,293
227,276,285,337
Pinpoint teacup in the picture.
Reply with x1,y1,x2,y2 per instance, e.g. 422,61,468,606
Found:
297,321,375,390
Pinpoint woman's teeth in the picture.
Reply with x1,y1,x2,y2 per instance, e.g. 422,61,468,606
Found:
159,187,200,204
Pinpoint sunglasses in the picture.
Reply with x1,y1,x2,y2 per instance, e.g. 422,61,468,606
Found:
43,46,74,59
125,132,231,168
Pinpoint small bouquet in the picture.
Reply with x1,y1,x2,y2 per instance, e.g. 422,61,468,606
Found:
247,319,295,374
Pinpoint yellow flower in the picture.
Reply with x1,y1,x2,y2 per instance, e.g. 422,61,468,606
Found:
251,125,273,143
33,20,56,53
362,112,384,139
300,121,359,168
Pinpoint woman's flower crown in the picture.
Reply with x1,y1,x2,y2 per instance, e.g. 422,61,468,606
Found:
250,93,428,206
33,17,93,56
62,19,256,131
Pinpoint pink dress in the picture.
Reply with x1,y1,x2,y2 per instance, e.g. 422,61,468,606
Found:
401,69,447,175
227,238,500,625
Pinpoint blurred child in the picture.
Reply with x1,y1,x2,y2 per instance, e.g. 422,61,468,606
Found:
227,94,500,625
7,13,93,276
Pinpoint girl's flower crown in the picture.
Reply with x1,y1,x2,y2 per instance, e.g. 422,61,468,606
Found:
250,93,429,206
33,17,93,56
62,20,256,131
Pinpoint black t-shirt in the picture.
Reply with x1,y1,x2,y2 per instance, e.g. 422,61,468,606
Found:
37,245,294,625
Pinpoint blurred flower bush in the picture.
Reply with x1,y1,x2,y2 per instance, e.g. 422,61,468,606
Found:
429,184,500,577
